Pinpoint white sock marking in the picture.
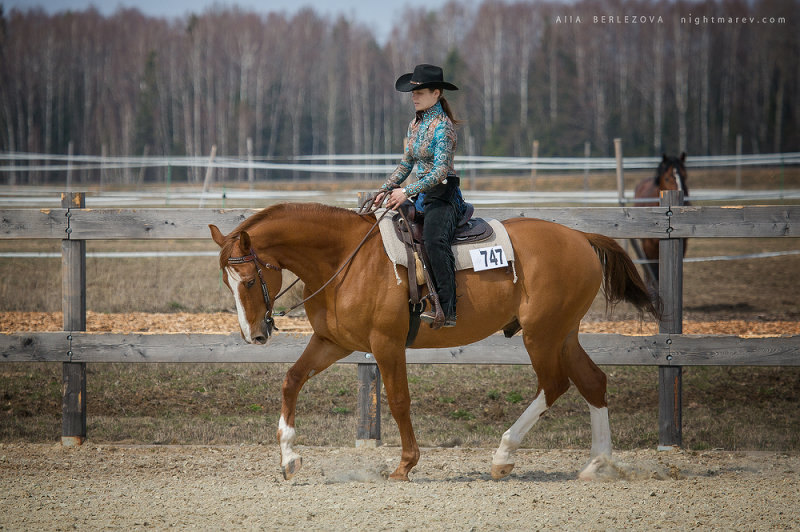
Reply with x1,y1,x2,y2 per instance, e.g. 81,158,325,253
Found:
493,392,548,466
588,403,612,458
226,267,252,342
278,415,301,468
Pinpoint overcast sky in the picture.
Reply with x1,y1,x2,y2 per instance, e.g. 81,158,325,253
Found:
3,0,466,39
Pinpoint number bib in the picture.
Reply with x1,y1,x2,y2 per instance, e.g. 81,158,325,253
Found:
469,246,508,272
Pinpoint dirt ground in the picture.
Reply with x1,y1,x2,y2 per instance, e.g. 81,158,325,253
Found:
0,443,797,530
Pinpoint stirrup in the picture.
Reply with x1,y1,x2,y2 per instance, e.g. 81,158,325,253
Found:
421,310,454,330
420,310,437,324
420,310,445,329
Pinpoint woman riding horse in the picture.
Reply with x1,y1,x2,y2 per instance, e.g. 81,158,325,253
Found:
374,64,465,329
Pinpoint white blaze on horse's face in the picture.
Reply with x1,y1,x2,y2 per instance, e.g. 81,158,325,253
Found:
673,166,684,192
225,266,255,343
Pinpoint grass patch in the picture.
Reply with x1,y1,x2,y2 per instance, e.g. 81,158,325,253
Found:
450,409,475,420
2,363,798,451
505,391,524,404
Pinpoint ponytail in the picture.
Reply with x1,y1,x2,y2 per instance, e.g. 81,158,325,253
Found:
439,95,461,126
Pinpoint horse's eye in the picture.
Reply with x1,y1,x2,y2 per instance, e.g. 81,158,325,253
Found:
246,279,256,289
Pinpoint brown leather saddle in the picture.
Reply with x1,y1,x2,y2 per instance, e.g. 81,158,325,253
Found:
391,200,493,343
394,201,494,247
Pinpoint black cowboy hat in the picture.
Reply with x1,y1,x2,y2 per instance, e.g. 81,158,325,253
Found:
395,64,459,92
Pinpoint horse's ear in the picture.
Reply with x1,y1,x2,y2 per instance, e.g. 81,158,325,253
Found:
240,230,252,251
662,153,668,162
209,225,225,247
680,152,686,163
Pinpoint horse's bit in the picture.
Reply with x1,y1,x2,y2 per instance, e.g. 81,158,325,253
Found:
227,248,281,335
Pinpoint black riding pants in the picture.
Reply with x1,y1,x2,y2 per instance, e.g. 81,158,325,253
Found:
422,196,459,318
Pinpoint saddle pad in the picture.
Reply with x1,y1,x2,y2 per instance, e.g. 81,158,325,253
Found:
375,208,516,280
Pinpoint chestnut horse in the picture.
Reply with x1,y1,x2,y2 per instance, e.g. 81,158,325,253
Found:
633,153,689,282
209,203,659,481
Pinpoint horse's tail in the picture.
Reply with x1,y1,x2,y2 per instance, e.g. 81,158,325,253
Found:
584,232,662,321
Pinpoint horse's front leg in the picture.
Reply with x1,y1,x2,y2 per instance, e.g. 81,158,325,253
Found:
372,343,419,481
278,333,351,480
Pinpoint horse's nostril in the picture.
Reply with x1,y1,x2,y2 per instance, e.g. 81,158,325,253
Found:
252,335,268,345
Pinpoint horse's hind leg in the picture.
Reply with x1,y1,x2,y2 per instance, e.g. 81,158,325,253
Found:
491,333,571,480
278,333,352,480
563,331,611,459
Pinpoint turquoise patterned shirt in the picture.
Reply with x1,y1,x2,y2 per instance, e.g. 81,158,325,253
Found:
381,102,457,197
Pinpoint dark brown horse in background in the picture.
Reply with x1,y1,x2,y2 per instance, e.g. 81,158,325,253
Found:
633,153,689,283
209,203,660,481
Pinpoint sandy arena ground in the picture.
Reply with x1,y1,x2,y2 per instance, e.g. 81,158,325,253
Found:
0,443,797,530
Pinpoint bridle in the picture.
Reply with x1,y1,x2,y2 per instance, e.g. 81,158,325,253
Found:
227,247,281,336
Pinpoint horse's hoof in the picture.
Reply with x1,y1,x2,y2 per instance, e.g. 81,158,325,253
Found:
281,456,303,480
389,471,410,481
491,463,514,480
578,455,614,481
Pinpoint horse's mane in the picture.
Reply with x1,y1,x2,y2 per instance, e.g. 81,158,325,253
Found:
218,202,361,268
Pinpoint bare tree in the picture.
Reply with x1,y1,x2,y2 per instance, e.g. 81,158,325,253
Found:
673,20,689,154
544,17,557,126
652,23,665,152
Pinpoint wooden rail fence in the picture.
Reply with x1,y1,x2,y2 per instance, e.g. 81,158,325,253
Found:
1,191,799,449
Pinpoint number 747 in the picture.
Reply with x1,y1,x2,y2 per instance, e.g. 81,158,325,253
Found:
479,248,504,267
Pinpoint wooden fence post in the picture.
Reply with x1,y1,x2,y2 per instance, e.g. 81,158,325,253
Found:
355,192,382,447
658,189,683,449
583,141,591,197
467,135,476,191
66,141,74,192
356,357,381,448
247,137,255,199
62,192,86,446
614,138,625,206
736,134,743,189
199,144,217,208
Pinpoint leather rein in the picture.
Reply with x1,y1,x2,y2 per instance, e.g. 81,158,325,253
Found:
226,194,391,327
